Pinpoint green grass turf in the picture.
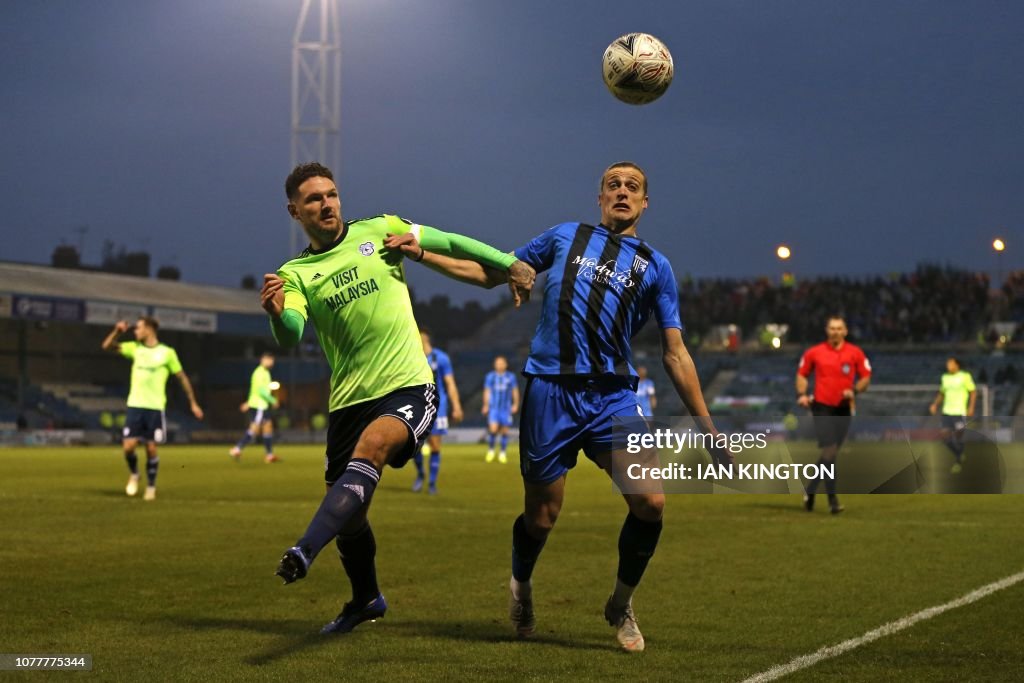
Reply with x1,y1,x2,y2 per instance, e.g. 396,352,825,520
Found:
1,443,1022,681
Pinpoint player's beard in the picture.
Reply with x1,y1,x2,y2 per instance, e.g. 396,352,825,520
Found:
304,218,344,247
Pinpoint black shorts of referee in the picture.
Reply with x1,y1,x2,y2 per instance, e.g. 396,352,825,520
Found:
810,401,852,448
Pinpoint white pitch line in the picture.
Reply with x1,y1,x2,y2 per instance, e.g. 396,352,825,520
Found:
740,569,1024,683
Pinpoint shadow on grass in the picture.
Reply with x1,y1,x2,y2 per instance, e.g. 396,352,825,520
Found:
385,618,619,652
167,615,327,665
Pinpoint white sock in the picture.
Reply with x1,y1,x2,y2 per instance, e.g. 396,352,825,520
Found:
611,578,635,608
510,576,532,601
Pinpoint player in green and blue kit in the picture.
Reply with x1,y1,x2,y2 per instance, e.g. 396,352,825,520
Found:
413,330,462,494
101,316,204,501
929,356,977,474
261,163,535,634
393,162,727,652
483,355,519,464
230,352,280,463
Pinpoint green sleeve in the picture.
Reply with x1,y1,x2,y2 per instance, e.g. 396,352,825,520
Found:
270,309,305,348
417,225,517,271
257,386,279,407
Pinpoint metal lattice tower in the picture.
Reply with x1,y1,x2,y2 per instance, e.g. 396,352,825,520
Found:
290,0,341,256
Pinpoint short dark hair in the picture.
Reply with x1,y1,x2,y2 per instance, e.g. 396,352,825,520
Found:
601,161,648,194
419,327,431,340
261,351,275,359
285,162,334,199
826,315,846,325
948,356,962,368
139,315,159,331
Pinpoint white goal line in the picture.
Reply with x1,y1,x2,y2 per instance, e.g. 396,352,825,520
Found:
739,568,1024,683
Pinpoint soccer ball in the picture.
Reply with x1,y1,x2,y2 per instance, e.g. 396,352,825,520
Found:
602,33,674,105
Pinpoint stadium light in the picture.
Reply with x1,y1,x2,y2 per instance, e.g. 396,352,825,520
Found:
992,238,1005,252
776,245,791,260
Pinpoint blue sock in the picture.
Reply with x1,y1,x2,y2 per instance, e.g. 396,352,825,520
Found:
429,451,440,487
124,450,138,475
511,514,547,582
413,452,424,478
500,434,509,451
488,433,497,449
297,458,380,562
146,457,159,487
336,522,380,604
262,435,274,454
617,512,663,586
235,432,254,450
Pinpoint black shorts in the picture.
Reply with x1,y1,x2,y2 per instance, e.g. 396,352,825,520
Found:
247,407,273,425
941,414,967,432
124,407,166,443
324,384,438,485
811,401,852,448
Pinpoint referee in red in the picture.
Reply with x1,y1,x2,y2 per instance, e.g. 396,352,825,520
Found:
795,316,872,513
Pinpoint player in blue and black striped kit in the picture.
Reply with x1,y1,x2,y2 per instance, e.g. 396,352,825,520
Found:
392,161,724,652
483,355,519,463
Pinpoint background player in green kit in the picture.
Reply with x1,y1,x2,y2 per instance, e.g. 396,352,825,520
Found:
230,352,280,463
261,162,535,634
101,316,204,501
929,356,977,473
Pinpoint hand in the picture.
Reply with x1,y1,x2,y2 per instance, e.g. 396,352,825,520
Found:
452,405,464,424
966,408,975,418
797,395,812,408
261,273,285,317
842,389,855,400
511,405,518,415
928,403,937,415
384,232,423,261
481,404,488,415
507,260,536,308
191,402,204,420
239,402,249,413
114,320,129,333
708,443,735,467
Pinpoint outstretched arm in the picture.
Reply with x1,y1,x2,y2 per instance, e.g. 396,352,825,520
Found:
101,321,129,352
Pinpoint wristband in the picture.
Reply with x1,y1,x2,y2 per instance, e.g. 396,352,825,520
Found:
413,247,425,262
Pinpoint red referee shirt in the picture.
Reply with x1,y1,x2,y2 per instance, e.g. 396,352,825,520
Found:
797,341,872,407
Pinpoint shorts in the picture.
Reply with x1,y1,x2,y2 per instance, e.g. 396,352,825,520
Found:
811,401,852,448
123,407,166,443
429,415,449,436
519,375,642,485
487,410,514,428
941,414,967,431
325,384,438,485
247,407,273,425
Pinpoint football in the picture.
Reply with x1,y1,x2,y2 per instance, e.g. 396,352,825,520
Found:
601,32,674,105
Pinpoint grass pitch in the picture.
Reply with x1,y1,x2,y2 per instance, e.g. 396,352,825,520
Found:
1,443,1022,681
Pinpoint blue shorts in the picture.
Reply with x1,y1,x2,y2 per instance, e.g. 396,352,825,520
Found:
123,407,166,443
519,375,643,485
941,414,967,431
488,410,514,428
430,415,449,436
247,407,273,425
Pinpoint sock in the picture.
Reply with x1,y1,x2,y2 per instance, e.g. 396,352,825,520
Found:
616,512,663,589
429,451,440,487
336,522,380,605
124,450,138,475
511,514,547,583
511,576,532,601
823,468,837,497
500,434,509,452
488,433,497,449
805,476,819,495
611,577,636,608
235,432,254,450
297,459,380,562
262,435,274,454
413,452,424,478
146,457,159,487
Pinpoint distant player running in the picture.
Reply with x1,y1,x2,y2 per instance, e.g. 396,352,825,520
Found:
230,352,280,463
796,316,872,514
929,356,976,474
483,355,519,464
414,329,463,494
101,317,204,501
391,161,725,652
262,163,534,635
635,366,657,417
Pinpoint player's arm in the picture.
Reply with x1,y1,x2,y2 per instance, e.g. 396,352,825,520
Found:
482,386,491,415
174,371,204,420
261,273,306,348
967,389,977,417
101,320,129,352
796,355,813,407
851,352,872,397
383,227,536,307
511,383,520,415
660,328,730,465
929,388,944,415
649,386,658,411
444,373,463,423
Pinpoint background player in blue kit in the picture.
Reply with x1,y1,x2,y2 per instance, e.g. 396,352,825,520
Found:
394,161,726,652
414,329,463,494
483,355,519,463
635,365,657,417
